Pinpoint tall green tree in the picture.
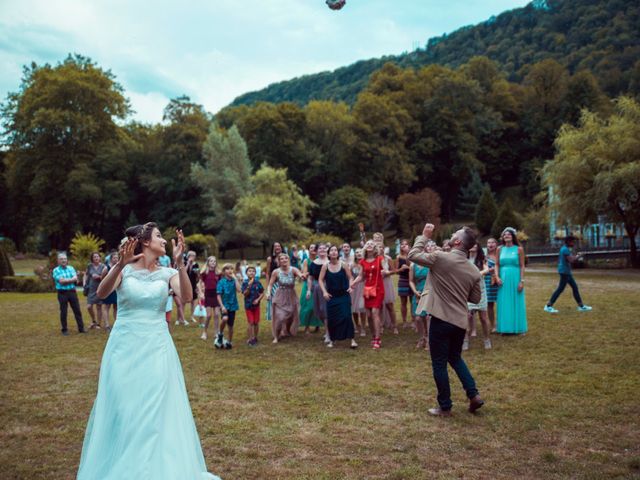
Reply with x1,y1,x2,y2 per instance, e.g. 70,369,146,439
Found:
415,70,484,218
232,102,311,192
350,92,415,197
475,184,498,235
522,59,569,159
396,188,442,237
457,170,484,218
318,186,369,241
491,199,521,239
191,125,252,252
235,165,315,245
143,96,210,232
543,97,640,267
563,70,607,125
1,55,130,248
303,100,356,201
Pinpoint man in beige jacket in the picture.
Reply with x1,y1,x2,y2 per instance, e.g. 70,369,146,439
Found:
408,223,484,416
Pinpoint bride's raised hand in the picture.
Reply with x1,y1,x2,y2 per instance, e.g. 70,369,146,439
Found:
172,229,186,265
119,239,143,265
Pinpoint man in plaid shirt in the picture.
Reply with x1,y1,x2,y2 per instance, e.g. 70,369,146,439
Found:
51,252,85,335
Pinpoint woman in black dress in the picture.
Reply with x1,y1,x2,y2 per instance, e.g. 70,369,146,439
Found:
319,245,357,349
395,239,412,329
307,243,329,343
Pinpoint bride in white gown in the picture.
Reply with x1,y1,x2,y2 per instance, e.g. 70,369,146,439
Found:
77,223,220,480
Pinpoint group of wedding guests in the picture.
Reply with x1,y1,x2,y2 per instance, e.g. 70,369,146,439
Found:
156,227,529,350
52,227,531,349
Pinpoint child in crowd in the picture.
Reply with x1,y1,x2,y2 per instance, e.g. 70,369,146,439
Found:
193,286,207,327
241,266,265,346
216,263,241,349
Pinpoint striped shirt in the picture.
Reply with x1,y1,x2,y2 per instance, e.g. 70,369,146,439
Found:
52,265,78,290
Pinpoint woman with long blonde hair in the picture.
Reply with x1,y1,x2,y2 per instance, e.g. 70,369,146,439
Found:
350,240,385,349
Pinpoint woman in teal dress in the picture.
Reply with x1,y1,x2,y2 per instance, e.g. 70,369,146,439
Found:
299,244,323,333
78,223,219,480
409,240,434,350
495,227,527,334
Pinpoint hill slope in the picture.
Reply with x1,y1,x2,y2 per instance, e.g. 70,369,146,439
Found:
230,0,639,107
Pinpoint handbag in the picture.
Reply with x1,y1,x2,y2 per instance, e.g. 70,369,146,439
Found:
363,258,380,299
83,284,89,297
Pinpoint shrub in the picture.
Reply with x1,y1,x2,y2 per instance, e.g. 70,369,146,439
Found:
491,199,521,239
0,276,55,293
33,264,51,280
368,194,395,233
396,188,442,237
475,184,498,234
184,233,219,258
0,237,17,255
522,207,549,246
69,232,105,266
0,244,15,278
318,186,369,241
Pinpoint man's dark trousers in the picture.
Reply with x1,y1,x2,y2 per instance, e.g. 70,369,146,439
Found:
428,316,478,411
57,290,85,333
548,273,583,306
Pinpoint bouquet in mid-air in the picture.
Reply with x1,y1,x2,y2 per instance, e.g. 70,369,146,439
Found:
326,0,346,10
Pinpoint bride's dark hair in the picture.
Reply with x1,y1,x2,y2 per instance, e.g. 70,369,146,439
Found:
124,222,158,255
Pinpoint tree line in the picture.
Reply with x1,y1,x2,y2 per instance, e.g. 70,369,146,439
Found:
1,53,638,267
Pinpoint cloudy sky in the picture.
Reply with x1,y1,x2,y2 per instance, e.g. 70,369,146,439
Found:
1,0,530,123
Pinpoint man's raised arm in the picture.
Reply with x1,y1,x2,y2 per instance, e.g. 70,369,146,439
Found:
408,223,438,268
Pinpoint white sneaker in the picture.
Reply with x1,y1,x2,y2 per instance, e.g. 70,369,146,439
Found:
323,334,331,344
326,342,333,348
544,305,559,314
462,338,469,351
577,305,592,312
484,339,492,350
200,332,207,341
175,321,180,325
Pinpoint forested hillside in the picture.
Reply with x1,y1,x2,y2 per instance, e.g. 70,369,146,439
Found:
3,0,639,252
230,0,640,107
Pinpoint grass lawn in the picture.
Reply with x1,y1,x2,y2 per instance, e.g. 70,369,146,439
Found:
9,257,48,276
1,269,639,479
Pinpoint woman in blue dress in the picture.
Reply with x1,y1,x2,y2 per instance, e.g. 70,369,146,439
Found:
299,244,323,334
409,240,434,350
78,223,219,480
484,237,499,333
319,245,357,349
495,227,527,335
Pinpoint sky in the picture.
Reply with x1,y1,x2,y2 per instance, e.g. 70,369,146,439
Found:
0,0,531,123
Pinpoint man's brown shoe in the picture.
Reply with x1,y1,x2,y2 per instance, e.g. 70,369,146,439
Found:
469,395,484,413
428,407,452,417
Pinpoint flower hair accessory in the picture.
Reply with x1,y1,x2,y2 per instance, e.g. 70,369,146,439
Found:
501,227,517,238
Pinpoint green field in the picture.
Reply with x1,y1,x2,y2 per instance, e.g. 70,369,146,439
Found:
1,269,639,479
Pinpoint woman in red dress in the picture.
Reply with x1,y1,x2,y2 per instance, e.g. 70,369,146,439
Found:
351,240,385,349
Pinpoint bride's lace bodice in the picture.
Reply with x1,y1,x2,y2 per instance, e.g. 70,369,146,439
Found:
114,264,178,329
